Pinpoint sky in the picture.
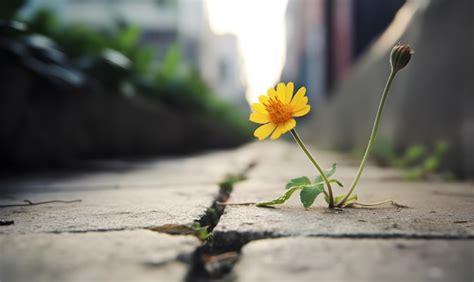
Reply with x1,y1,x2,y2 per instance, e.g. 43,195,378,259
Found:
206,0,288,103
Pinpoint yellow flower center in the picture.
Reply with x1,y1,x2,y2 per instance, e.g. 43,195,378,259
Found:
265,97,292,124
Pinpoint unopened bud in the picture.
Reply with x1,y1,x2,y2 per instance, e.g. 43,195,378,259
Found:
390,43,413,72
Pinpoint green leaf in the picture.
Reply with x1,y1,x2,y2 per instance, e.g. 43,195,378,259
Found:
256,186,302,207
299,183,325,208
188,222,212,241
315,164,337,183
285,176,311,189
325,194,358,207
341,195,358,207
330,179,344,187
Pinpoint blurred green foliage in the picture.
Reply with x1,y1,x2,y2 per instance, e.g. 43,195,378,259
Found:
13,7,250,136
25,9,155,73
370,138,453,181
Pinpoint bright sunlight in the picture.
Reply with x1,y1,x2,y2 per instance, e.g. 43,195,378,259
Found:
206,0,288,103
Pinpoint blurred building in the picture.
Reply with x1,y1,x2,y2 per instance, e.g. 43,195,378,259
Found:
281,0,404,102
178,1,246,106
21,0,246,105
282,0,326,103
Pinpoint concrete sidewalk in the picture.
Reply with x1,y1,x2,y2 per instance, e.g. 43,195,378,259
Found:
0,141,473,281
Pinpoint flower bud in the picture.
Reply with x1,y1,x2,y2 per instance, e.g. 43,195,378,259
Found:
390,43,413,72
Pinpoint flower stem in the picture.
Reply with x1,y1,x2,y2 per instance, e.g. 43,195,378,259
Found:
290,129,335,208
336,69,398,208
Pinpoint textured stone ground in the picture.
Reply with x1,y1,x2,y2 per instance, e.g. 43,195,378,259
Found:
235,238,474,282
216,142,473,238
0,231,197,282
0,141,473,281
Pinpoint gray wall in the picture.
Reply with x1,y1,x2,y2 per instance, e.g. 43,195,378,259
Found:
307,0,474,178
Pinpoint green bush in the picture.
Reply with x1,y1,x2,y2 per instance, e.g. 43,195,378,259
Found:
19,8,250,136
372,138,453,181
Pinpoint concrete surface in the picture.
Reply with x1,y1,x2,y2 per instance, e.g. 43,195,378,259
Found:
1,141,473,281
215,142,474,239
0,230,198,282
0,147,253,234
235,237,474,282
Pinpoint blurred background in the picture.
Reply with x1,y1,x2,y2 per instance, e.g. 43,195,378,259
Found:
0,0,472,179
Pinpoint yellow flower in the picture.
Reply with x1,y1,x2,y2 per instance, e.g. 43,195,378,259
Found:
249,82,311,140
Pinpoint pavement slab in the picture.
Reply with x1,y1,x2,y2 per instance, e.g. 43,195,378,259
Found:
215,181,474,238
0,185,217,234
0,144,258,234
0,146,254,193
215,142,474,239
0,230,199,282
234,237,474,282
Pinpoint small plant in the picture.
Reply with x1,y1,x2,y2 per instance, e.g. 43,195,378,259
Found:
188,222,213,241
372,139,452,181
218,173,247,193
402,141,452,181
251,43,413,209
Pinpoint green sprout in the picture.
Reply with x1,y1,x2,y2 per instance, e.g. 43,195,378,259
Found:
188,222,213,241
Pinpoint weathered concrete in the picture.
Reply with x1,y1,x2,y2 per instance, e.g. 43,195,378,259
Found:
0,145,260,281
234,237,474,282
0,147,252,193
216,180,473,238
215,142,474,238
0,185,217,234
0,230,199,282
1,141,473,281
0,145,256,234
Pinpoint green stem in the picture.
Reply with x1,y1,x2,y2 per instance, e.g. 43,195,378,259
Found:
290,129,335,208
336,69,398,208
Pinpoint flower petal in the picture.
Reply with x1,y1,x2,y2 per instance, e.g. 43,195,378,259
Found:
254,123,276,141
249,113,270,124
276,82,286,101
268,87,277,98
285,82,294,103
282,118,296,133
290,87,307,107
270,124,284,140
292,97,308,112
251,103,267,114
259,95,269,104
293,105,311,117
